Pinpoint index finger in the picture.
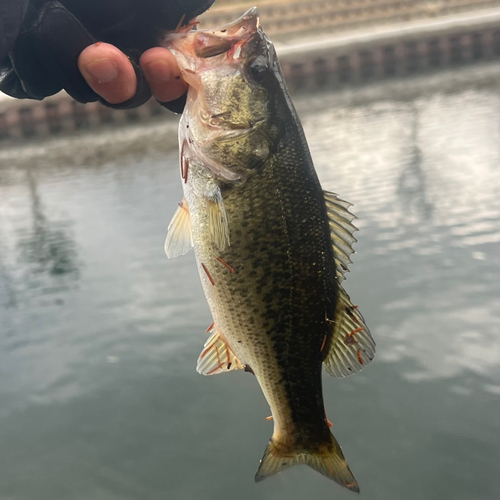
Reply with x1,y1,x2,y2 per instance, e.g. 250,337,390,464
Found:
140,47,188,103
78,42,137,104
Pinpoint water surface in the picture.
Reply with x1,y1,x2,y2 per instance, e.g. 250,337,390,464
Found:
1,64,499,500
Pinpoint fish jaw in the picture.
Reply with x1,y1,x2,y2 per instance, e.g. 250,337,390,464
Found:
164,7,261,84
164,8,260,97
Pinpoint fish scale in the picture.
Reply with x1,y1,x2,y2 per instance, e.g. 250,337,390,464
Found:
164,7,375,492
197,153,331,436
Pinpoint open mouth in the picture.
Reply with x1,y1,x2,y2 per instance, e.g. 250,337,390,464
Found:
169,7,260,62
200,7,260,42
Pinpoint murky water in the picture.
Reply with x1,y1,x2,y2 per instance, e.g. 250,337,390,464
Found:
1,64,499,500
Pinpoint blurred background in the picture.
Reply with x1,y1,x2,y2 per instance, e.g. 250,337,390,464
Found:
1,1,499,499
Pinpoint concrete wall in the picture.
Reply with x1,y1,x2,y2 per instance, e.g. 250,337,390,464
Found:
276,8,500,91
0,96,168,142
201,0,500,36
0,8,499,142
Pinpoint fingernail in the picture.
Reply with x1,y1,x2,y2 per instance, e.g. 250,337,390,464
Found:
144,60,172,83
85,58,118,83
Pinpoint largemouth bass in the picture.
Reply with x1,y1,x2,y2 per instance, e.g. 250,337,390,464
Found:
164,8,375,492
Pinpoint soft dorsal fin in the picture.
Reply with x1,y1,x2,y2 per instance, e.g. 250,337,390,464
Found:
323,190,358,283
165,198,193,259
197,329,244,375
323,285,375,377
205,187,230,252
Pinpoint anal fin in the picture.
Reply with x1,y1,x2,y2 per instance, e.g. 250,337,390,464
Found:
323,285,376,377
197,330,244,375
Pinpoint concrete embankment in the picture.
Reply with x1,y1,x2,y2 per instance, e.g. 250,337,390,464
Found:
0,7,499,143
276,7,500,91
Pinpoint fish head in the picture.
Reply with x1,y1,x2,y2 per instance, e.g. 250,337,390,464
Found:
165,8,283,180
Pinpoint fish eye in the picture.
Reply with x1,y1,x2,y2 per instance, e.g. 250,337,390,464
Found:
247,56,269,81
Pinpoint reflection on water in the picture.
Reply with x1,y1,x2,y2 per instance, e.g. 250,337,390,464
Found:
396,104,434,222
0,64,499,500
0,167,79,312
302,81,500,385
20,167,78,276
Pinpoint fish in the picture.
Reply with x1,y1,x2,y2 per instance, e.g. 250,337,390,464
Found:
163,8,375,492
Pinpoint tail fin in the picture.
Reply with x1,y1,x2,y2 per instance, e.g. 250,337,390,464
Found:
255,434,360,493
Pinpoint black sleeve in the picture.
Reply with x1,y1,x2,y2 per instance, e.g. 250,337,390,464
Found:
0,0,30,60
0,0,214,111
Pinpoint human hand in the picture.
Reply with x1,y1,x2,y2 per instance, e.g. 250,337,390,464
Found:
1,0,215,108
78,42,188,105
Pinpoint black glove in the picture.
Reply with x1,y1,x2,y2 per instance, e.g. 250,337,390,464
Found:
0,0,214,111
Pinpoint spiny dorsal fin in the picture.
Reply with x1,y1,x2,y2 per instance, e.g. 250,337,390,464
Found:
164,198,193,259
197,330,244,375
205,187,230,252
323,190,358,283
323,285,375,377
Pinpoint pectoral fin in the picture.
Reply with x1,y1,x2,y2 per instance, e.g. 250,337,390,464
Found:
323,285,375,377
205,187,230,252
197,330,244,375
165,198,193,259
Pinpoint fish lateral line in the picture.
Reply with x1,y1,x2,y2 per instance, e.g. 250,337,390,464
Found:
183,158,189,183
324,407,333,427
356,349,364,365
345,304,360,325
320,334,328,353
200,339,218,360
205,344,223,374
204,342,231,374
180,141,189,184
201,263,215,285
348,327,364,337
216,256,235,273
344,326,364,346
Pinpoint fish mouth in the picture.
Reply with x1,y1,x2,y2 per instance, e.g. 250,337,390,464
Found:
198,7,260,43
193,8,261,65
164,8,261,81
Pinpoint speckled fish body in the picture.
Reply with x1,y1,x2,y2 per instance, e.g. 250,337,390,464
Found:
164,9,375,491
